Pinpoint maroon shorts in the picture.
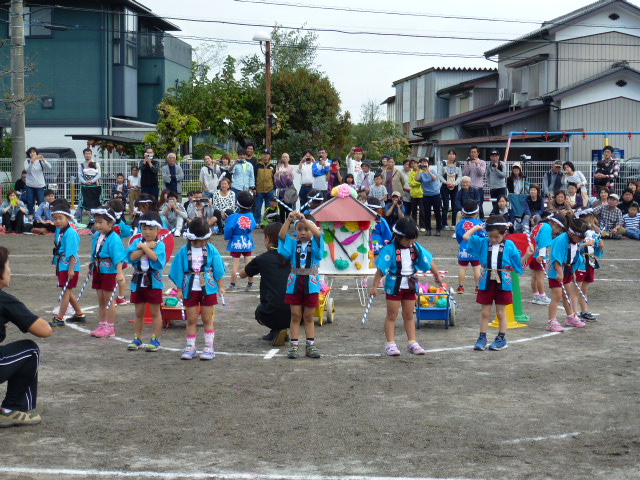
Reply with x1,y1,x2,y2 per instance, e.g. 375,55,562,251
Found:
529,260,545,271
476,279,513,305
183,290,218,307
57,270,79,289
130,287,163,304
386,289,417,302
230,251,252,258
285,277,319,308
458,259,480,267
548,272,573,289
575,267,595,283
92,271,117,291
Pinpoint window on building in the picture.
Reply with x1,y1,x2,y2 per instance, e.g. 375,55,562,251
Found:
113,12,121,64
510,61,547,97
124,9,137,67
402,83,410,123
416,76,425,121
24,6,52,37
459,95,470,114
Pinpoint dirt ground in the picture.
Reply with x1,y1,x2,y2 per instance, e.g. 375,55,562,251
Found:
0,231,638,480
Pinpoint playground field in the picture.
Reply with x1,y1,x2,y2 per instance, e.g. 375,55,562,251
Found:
0,232,638,480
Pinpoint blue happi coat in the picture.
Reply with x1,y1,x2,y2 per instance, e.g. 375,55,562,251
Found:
371,217,392,254
169,243,226,298
375,240,433,295
126,238,167,291
530,221,553,259
455,218,486,262
278,234,324,295
91,230,126,274
547,232,586,280
224,211,257,252
53,226,81,272
466,236,523,291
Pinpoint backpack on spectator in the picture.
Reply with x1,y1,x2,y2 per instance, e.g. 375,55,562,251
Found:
283,186,299,205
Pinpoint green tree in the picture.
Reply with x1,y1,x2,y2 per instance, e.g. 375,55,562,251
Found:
351,100,410,162
144,102,200,157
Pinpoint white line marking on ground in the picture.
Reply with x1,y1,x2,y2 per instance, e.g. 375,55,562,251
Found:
264,348,279,359
503,429,602,444
0,467,483,480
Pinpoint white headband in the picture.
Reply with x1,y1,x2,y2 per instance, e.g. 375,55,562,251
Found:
366,202,380,209
548,214,565,229
138,199,153,203
138,220,163,229
568,227,585,237
575,208,593,218
392,225,415,237
50,210,73,218
486,221,511,227
90,208,116,222
461,207,479,215
183,230,212,241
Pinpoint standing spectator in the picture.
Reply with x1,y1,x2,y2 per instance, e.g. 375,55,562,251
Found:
231,148,255,197
75,148,101,221
384,191,404,228
419,158,442,236
408,158,425,231
297,150,315,208
355,161,375,195
384,158,406,202
595,145,620,194
543,160,563,201
139,147,159,201
275,153,296,222
346,147,364,176
1,190,28,234
255,148,276,224
594,193,624,238
440,149,461,230
200,154,220,200
312,148,331,196
375,155,390,177
24,147,52,217
127,166,141,215
211,177,236,231
486,149,507,210
369,174,388,202
161,153,184,201
327,158,343,191
245,143,259,183
462,146,486,219
507,162,527,194
218,154,234,186
561,161,588,205
400,159,413,217
111,173,129,203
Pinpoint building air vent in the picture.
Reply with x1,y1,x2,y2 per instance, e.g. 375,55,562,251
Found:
609,13,620,21
616,80,628,87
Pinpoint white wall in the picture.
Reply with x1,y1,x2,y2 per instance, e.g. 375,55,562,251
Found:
25,126,101,159
560,73,640,109
555,6,640,41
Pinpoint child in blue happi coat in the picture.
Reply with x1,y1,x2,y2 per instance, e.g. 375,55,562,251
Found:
370,217,444,356
455,199,485,294
545,217,594,333
49,200,85,326
574,209,604,322
529,212,567,306
107,199,132,306
170,217,226,361
126,212,167,352
88,206,127,338
278,211,324,359
463,215,532,351
366,197,392,256
224,191,257,291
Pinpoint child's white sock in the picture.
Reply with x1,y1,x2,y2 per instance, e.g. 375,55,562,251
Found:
186,334,197,347
204,330,215,347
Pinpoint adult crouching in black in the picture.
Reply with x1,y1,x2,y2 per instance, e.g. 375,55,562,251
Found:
240,223,291,346
0,246,52,427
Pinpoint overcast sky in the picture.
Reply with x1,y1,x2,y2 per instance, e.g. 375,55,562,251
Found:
144,0,593,121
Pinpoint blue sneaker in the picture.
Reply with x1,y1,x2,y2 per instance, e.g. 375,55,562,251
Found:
127,336,143,351
200,345,215,361
145,336,161,352
489,336,508,351
474,335,487,351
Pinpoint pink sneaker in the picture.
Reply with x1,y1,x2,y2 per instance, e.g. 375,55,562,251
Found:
565,314,586,328
91,322,108,337
407,342,426,355
101,323,116,337
115,296,128,305
385,342,401,356
546,319,565,332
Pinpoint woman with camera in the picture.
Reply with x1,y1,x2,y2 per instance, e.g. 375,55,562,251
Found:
440,149,461,230
419,157,442,236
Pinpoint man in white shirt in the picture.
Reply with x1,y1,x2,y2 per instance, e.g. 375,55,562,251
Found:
346,147,364,176
76,148,101,221
297,150,315,208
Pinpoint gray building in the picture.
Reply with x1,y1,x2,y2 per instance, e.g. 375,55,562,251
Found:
396,0,640,171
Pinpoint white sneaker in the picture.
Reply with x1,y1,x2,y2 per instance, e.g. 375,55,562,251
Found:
451,232,456,238
174,231,181,237
180,345,198,360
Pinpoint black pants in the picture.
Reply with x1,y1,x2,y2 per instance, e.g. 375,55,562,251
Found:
298,185,312,210
474,187,486,219
213,208,234,232
141,186,159,202
255,303,291,330
422,194,442,231
2,211,25,233
410,197,425,228
440,186,458,227
0,340,40,411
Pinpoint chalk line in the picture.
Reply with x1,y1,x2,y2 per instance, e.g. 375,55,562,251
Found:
0,467,482,480
503,429,603,444
264,348,279,359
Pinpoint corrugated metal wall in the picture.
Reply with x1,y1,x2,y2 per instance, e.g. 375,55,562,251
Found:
558,32,640,89
560,97,640,162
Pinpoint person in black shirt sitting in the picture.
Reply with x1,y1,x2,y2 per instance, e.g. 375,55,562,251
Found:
240,222,291,346
0,246,52,427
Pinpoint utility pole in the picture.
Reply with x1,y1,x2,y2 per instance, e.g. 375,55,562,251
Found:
265,39,272,151
10,0,26,182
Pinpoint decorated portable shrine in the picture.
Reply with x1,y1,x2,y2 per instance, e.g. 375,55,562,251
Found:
310,184,378,276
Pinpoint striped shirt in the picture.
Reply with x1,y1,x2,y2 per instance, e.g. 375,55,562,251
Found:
622,213,640,230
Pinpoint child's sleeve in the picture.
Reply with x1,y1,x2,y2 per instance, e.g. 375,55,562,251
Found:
111,235,127,264
507,241,524,274
151,241,167,270
209,245,227,281
312,235,325,261
119,221,132,238
466,235,484,259
64,231,81,263
374,244,392,274
126,238,139,263
278,235,295,258
169,247,185,287
415,244,433,272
